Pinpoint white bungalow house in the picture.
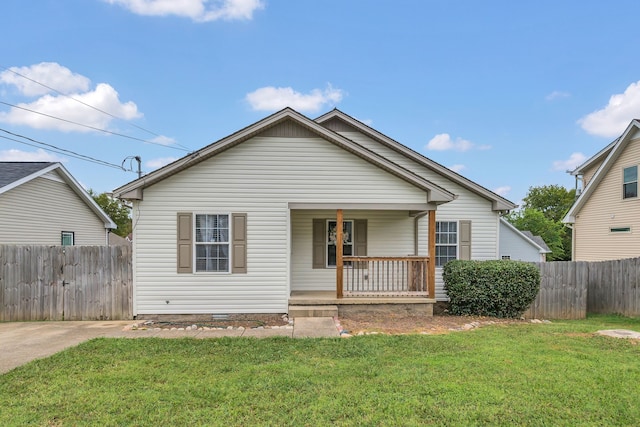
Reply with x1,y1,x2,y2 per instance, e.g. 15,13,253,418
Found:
113,108,516,316
0,162,115,245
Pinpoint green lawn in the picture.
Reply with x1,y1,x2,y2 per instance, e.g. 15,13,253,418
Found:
1,315,640,426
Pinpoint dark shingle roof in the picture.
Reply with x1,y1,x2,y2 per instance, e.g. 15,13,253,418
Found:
521,230,552,253
0,162,55,189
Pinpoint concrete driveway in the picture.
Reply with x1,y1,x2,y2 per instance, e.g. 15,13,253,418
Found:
0,317,339,374
0,321,132,374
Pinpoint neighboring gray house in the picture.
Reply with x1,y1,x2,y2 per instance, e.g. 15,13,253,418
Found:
499,218,551,262
113,108,516,316
0,162,115,245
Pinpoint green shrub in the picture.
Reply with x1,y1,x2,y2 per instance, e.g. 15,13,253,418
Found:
443,260,540,318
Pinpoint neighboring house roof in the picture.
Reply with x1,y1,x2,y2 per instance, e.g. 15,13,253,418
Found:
569,138,618,176
113,107,456,203
0,162,116,229
500,218,552,254
564,119,640,223
108,232,131,245
315,109,517,211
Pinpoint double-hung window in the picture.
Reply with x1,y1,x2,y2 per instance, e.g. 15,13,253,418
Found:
195,214,229,272
61,231,74,246
326,220,353,267
623,166,638,199
435,221,457,267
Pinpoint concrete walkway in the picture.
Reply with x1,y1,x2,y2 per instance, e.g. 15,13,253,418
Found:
0,317,340,374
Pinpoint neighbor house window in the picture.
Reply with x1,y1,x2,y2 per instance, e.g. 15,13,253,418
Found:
623,166,637,199
435,221,457,267
327,220,353,267
195,214,229,272
61,231,74,246
610,227,631,233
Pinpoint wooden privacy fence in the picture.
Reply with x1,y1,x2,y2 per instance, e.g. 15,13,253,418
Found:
0,245,132,321
525,257,640,319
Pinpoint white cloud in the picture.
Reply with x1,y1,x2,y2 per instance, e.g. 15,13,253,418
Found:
426,133,476,152
553,152,587,172
493,186,511,197
579,81,640,137
449,164,465,173
546,90,570,101
105,0,264,22
0,62,90,97
0,148,65,162
149,135,176,146
246,84,344,113
146,156,178,169
0,82,141,132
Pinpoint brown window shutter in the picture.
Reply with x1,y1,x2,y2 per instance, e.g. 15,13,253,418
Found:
459,220,472,260
232,213,247,274
354,219,367,256
177,212,193,274
312,219,326,269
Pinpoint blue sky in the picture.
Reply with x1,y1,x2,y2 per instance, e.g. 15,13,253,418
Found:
2,0,640,205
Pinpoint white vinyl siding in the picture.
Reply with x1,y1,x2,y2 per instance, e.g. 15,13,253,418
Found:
0,174,107,245
132,136,429,314
291,210,415,292
337,131,500,300
574,136,640,261
499,222,543,262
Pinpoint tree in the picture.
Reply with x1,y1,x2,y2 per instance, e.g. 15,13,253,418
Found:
521,185,575,260
89,189,132,237
505,208,566,261
522,185,576,223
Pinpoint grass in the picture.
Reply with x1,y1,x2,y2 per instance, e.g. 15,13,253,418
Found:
1,315,640,426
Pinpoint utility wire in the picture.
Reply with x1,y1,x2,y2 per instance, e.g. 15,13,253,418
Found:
0,101,190,152
0,65,186,143
0,64,192,151
0,128,131,171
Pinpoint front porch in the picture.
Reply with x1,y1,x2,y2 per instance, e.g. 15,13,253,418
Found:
288,291,436,317
289,207,439,316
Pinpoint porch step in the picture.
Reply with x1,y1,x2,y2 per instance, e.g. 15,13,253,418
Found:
288,305,338,318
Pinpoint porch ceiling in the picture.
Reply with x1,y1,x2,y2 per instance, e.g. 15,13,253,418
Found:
288,202,437,211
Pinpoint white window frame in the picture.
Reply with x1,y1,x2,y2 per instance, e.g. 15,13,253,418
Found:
61,231,74,246
194,213,231,273
435,221,458,267
623,165,638,200
326,219,354,268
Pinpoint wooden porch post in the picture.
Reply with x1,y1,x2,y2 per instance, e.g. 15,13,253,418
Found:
336,209,344,299
428,210,436,299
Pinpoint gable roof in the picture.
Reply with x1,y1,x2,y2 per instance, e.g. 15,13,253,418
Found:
314,109,516,211
569,138,618,176
0,162,54,189
564,119,640,223
0,162,116,229
499,218,552,254
113,107,456,203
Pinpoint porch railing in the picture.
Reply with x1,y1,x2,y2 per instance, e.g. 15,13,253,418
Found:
342,256,431,297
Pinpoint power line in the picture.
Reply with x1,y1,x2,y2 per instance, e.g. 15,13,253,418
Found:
0,64,183,143
0,101,191,152
0,128,131,171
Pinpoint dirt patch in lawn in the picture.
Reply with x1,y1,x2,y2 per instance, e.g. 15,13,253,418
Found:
337,312,526,335
135,313,290,330
136,312,528,335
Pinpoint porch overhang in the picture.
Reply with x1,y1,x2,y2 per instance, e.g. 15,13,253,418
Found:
288,202,438,211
